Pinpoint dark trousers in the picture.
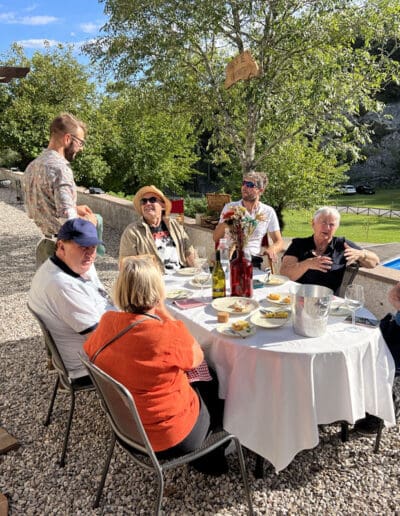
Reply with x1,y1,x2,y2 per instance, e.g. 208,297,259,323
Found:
156,369,225,467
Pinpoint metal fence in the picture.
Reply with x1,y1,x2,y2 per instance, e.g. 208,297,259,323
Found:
335,205,400,218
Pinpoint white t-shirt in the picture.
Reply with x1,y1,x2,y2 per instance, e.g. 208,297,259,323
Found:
219,200,280,255
28,258,116,378
149,221,180,272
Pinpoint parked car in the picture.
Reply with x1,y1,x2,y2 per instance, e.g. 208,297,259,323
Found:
356,184,375,195
338,184,357,195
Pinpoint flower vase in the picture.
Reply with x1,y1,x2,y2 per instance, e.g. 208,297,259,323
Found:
230,248,253,297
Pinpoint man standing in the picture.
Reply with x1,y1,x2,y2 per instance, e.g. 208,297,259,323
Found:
23,113,97,267
213,171,284,268
28,218,116,382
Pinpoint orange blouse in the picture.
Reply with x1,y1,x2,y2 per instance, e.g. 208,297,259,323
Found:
83,311,199,451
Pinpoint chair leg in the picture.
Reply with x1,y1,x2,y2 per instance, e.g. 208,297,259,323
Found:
154,468,164,516
340,422,349,442
44,376,59,426
254,453,264,479
374,419,385,454
59,390,75,467
94,432,116,509
234,439,254,515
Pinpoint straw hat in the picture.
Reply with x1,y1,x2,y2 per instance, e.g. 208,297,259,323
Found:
132,185,172,216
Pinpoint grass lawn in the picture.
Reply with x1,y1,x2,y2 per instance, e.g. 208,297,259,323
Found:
330,188,400,210
282,189,400,244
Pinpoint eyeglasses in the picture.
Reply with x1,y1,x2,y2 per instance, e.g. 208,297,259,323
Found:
319,221,337,228
242,180,257,189
140,196,159,205
70,134,85,148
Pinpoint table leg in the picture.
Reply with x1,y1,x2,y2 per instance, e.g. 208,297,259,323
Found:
254,454,264,479
340,421,349,442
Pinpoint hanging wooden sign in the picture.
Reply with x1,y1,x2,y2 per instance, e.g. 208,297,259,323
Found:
224,50,260,89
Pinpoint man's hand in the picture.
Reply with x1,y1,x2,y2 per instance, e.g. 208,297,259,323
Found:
344,242,364,265
77,204,93,216
263,246,278,263
308,255,333,272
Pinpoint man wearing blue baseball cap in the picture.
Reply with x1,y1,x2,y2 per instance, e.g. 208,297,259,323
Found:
28,218,116,382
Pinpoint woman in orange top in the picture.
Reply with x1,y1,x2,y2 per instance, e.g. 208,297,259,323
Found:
84,258,226,473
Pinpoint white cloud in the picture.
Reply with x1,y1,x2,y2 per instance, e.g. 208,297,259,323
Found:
18,15,58,25
0,12,15,22
17,38,59,49
79,22,102,34
0,11,58,25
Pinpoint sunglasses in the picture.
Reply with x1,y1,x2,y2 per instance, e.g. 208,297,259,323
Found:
242,180,257,189
140,196,159,205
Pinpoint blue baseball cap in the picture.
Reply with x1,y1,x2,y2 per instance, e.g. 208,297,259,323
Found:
57,218,103,247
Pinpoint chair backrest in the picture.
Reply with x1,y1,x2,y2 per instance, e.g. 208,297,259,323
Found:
338,263,360,297
170,198,184,215
27,304,71,382
79,353,154,459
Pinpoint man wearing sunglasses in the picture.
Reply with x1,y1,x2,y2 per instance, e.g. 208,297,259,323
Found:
119,185,195,272
23,113,97,268
213,171,284,268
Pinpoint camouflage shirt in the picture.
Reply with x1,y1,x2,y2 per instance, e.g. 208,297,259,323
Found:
23,149,78,235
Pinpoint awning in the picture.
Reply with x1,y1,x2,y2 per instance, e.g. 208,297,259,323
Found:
0,66,30,83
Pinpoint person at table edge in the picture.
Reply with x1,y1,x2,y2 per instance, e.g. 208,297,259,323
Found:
213,171,284,268
84,258,227,475
28,218,116,383
119,185,195,273
280,206,379,294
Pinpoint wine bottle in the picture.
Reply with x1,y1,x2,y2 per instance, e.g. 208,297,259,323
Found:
212,250,226,298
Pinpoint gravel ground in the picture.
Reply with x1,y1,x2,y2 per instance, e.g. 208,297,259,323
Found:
0,188,399,515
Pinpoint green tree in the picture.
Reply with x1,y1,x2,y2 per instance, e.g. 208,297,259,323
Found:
0,43,111,186
96,85,198,194
87,0,400,206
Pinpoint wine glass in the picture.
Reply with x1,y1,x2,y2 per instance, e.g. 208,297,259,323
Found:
193,260,211,291
345,284,365,332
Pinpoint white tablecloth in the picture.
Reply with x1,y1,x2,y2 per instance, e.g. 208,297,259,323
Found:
164,272,396,472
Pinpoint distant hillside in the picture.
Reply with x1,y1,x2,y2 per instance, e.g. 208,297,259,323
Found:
349,101,400,187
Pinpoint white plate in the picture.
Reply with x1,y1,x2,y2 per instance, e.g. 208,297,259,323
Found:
263,274,289,287
251,309,290,328
176,267,197,276
329,299,352,316
266,292,292,306
217,323,256,338
166,289,192,300
189,277,212,288
211,296,259,314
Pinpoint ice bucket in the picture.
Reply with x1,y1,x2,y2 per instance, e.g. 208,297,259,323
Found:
292,284,333,337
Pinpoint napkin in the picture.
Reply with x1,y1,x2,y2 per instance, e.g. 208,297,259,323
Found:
173,298,209,310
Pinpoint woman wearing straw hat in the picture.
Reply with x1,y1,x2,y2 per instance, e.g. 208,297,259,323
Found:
119,185,195,273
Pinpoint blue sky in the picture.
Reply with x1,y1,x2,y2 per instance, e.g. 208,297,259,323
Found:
0,0,107,65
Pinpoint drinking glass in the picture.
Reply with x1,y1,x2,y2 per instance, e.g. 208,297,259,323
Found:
345,284,365,332
193,260,211,291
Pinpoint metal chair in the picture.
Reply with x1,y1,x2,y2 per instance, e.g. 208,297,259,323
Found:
27,305,94,467
79,353,253,515
337,262,360,297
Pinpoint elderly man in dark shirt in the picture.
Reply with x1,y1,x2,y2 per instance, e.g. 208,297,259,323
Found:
280,206,379,294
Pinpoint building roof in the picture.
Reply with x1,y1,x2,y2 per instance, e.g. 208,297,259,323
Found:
0,66,30,83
